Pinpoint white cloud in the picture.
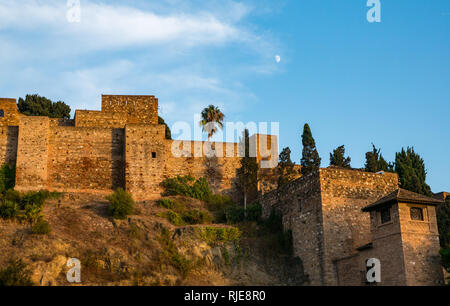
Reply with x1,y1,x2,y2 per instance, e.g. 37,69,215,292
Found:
0,0,244,52
0,0,280,129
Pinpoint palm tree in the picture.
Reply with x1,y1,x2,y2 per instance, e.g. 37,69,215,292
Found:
200,105,225,140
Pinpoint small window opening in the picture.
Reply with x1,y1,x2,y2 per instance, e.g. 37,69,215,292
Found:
410,207,424,221
0,110,4,117
298,197,302,212
380,207,391,224
152,152,157,159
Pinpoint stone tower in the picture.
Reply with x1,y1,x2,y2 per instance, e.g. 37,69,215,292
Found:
260,169,445,286
361,189,444,286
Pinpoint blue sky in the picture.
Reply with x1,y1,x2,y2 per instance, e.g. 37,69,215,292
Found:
0,0,449,192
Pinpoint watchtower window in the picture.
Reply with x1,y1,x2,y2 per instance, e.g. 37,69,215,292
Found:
0,110,4,117
410,207,424,221
380,206,391,224
297,197,302,213
152,152,157,159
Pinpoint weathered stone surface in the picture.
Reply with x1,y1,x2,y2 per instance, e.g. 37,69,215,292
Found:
260,168,444,286
0,95,277,201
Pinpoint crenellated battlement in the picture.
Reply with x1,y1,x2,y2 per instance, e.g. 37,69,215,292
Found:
0,94,278,202
101,95,158,124
73,95,159,128
0,98,21,126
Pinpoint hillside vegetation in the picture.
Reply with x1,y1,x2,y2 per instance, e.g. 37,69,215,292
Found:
0,176,307,286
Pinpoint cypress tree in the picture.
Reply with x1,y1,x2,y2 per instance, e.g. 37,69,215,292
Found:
278,147,296,188
365,144,391,173
329,145,351,168
236,129,259,215
394,147,432,196
300,124,321,175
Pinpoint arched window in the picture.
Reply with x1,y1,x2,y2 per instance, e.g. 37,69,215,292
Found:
0,109,4,117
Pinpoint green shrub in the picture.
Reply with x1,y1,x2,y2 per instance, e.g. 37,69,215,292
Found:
161,176,211,201
163,209,213,226
197,226,241,247
161,175,195,197
206,194,235,211
190,178,211,201
157,198,185,212
222,247,230,266
0,164,16,194
106,188,134,220
246,203,262,222
0,259,34,286
165,211,186,226
21,191,59,224
0,190,59,223
0,200,19,220
23,203,43,224
4,189,21,203
31,219,51,235
216,202,261,224
224,205,245,224
20,190,58,208
440,247,450,285
158,228,194,278
182,209,213,225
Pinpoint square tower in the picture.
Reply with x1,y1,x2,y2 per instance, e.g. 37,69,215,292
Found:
101,95,159,125
362,189,445,286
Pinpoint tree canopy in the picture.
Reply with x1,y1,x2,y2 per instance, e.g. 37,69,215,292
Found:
394,147,432,196
300,124,321,176
18,94,71,119
236,129,259,213
158,116,172,140
278,147,296,188
329,145,351,168
200,105,225,140
364,144,391,173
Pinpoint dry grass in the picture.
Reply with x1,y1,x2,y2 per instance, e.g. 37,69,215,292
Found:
0,192,306,286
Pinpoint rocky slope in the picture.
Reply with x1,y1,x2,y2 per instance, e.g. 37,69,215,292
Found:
0,193,307,286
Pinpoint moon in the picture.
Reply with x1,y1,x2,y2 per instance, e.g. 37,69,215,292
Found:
275,55,281,63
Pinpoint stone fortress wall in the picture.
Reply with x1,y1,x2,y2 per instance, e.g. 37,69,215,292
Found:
260,167,444,286
0,99,20,166
0,95,277,201
0,94,444,286
260,168,399,285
